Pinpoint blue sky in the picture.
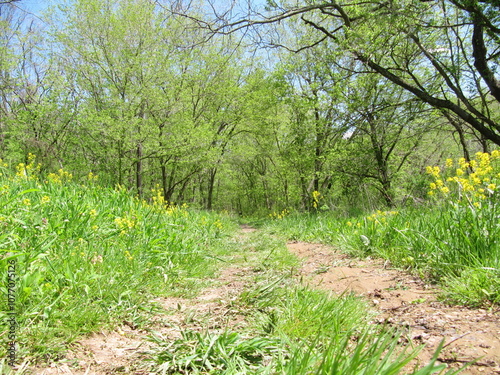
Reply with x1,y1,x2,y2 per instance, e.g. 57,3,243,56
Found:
16,0,50,15
17,0,269,17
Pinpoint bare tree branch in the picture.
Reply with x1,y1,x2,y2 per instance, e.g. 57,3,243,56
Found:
472,21,500,103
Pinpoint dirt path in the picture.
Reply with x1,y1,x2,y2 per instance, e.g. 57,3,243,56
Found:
287,241,500,374
33,227,262,375
33,226,500,374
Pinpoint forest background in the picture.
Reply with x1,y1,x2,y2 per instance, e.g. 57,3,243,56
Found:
2,0,498,215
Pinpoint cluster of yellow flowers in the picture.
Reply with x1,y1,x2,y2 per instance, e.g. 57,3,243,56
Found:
346,221,362,228
269,208,289,220
47,168,73,184
0,184,9,196
312,190,321,209
427,151,499,205
114,215,137,235
212,219,223,230
151,185,168,208
15,153,41,181
87,172,98,181
0,158,8,177
114,216,136,229
124,250,134,261
365,210,398,225
149,185,188,216
167,203,189,216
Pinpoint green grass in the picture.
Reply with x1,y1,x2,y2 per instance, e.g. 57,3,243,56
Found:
0,158,469,373
149,230,464,375
151,279,462,374
260,152,500,309
0,160,238,361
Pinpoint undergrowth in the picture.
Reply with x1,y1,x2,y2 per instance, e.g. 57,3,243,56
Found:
0,155,469,373
0,155,237,361
263,151,500,307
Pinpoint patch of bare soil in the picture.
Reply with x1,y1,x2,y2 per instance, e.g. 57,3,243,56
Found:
33,327,151,375
287,241,500,375
239,224,258,234
151,266,253,339
31,267,256,375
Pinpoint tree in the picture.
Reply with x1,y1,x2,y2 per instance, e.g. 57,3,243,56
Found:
50,0,217,198
338,74,431,207
276,51,349,209
182,0,500,147
0,2,61,164
45,0,276,209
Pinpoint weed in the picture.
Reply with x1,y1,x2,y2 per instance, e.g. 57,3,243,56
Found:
150,330,284,374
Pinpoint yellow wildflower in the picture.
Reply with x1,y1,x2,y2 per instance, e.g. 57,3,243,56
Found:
115,216,136,229
213,220,223,230
458,158,469,170
462,182,474,192
312,190,321,208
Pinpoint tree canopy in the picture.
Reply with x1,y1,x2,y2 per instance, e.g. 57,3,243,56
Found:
0,0,498,213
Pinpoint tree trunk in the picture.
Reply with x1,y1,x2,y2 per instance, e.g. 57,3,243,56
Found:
207,168,217,210
136,142,143,198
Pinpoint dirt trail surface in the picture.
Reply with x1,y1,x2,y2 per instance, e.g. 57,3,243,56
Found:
287,241,500,374
33,259,256,373
33,265,255,375
33,227,500,374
